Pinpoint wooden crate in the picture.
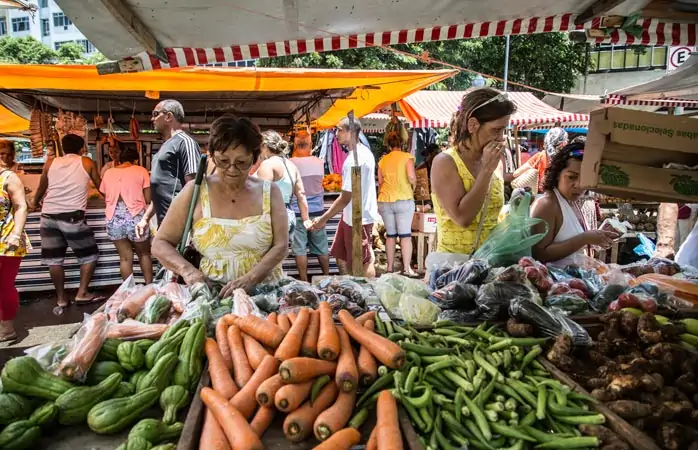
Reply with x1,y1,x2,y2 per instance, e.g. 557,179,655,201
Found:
581,108,698,203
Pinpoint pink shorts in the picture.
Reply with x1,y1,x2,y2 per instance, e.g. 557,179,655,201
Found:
330,220,373,271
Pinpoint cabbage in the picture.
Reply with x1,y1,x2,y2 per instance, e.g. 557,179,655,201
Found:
400,294,440,326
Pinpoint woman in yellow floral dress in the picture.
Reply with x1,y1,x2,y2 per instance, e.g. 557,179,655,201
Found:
152,116,288,297
0,139,30,341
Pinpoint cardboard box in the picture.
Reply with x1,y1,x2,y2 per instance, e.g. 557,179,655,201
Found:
581,108,698,203
412,212,437,233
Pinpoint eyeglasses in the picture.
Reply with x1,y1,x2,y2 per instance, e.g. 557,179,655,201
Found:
470,93,509,117
152,110,168,118
213,156,253,172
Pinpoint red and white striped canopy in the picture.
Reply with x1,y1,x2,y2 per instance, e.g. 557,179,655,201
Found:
400,90,589,129
602,95,698,108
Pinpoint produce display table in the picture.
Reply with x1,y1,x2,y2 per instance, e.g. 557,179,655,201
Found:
412,231,436,272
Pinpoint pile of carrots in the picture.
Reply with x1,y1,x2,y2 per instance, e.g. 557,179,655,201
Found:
199,303,405,450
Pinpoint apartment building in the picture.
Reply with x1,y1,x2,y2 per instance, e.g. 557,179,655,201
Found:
0,0,96,54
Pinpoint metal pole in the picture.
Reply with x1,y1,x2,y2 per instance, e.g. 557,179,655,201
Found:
503,35,511,92
583,43,590,95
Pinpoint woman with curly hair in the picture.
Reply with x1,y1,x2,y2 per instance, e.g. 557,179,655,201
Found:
530,141,618,266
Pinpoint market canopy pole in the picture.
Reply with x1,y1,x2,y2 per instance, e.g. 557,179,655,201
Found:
347,110,363,276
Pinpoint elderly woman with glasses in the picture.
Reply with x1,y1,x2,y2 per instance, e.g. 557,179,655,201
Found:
431,88,515,256
152,116,288,297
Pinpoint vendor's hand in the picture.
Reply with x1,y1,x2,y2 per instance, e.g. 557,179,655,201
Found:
2,234,21,249
181,267,207,286
483,140,505,174
583,230,619,249
219,274,256,298
135,218,149,239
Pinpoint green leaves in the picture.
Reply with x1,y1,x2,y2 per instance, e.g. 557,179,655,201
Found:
0,36,107,65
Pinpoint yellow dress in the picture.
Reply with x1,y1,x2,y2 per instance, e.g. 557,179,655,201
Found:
432,148,504,254
191,179,284,284
0,170,30,257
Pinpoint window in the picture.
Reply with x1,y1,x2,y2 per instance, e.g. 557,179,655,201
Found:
76,39,96,53
39,0,48,7
52,12,72,28
11,17,30,33
0,18,6,36
41,19,49,36
588,45,668,73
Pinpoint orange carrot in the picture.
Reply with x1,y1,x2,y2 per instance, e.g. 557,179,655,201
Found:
335,327,358,393
275,308,310,361
117,284,157,321
105,320,168,340
242,333,271,370
288,311,298,325
376,390,402,450
301,310,321,358
267,312,278,325
256,374,285,407
283,383,338,443
230,355,280,419
199,408,231,450
357,320,378,386
200,387,262,450
314,390,357,441
366,427,378,450
215,319,233,371
225,314,286,349
338,310,405,369
227,325,254,389
205,338,238,399
317,302,340,361
277,314,291,333
249,405,275,437
56,312,108,380
355,310,377,326
313,427,362,450
274,380,314,412
279,357,338,384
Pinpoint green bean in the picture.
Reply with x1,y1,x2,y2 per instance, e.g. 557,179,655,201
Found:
310,375,331,405
388,333,407,342
443,336,475,347
547,395,596,417
420,354,452,364
393,323,410,335
532,369,551,378
487,338,514,352
433,328,460,336
401,342,454,356
521,345,543,370
537,385,547,420
474,349,504,382
433,320,459,328
404,366,419,395
461,391,492,440
356,371,393,408
490,422,536,442
554,387,568,407
535,436,600,449
375,315,387,336
530,359,547,371
385,320,394,336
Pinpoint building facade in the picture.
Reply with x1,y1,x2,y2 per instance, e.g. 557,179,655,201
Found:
0,0,95,54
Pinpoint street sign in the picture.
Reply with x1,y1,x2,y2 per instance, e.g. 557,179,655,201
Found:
668,46,695,72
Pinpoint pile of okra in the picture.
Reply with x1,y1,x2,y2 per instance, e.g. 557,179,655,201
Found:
360,319,606,450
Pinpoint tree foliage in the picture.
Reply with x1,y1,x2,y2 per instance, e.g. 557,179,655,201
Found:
259,33,587,94
0,36,106,65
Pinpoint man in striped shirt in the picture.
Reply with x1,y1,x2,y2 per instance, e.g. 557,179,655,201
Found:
136,100,201,237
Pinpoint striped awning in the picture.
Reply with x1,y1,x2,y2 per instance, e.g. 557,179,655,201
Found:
602,95,698,108
400,90,589,129
0,0,35,10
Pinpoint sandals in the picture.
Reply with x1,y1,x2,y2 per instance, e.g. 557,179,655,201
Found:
73,295,106,306
0,332,16,343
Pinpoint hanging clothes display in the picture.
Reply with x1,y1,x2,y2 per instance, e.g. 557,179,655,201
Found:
410,128,437,166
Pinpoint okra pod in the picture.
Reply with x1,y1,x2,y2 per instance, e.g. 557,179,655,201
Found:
461,392,492,441
556,414,605,425
420,354,452,364
401,385,432,409
487,338,514,352
419,406,434,433
504,398,517,411
425,358,456,375
455,388,464,422
537,385,547,420
489,422,536,442
385,320,394,336
435,425,462,450
464,359,476,379
357,371,393,408
506,379,538,408
484,410,498,422
388,332,407,342
520,410,537,427
474,375,497,407
474,349,504,382
404,366,419,395
503,349,512,369
402,399,427,431
485,402,504,412
375,315,387,336
520,345,543,370
442,370,475,392
401,342,454,356
441,411,471,438
535,436,600,449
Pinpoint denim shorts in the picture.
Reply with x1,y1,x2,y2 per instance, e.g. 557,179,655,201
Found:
378,200,415,238
291,217,329,257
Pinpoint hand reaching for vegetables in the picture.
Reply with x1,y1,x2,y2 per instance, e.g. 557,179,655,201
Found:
181,268,208,286
583,230,619,249
219,274,256,298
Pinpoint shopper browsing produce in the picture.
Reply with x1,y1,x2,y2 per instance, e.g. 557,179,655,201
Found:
431,88,514,255
530,142,618,267
152,116,288,296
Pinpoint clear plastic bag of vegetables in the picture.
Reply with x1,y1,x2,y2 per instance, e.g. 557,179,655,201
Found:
53,312,110,382
432,259,490,290
475,281,538,321
136,295,172,324
25,340,72,372
428,282,479,310
317,277,367,307
157,282,191,316
509,298,592,346
399,293,440,326
374,273,432,317
232,289,265,318
544,294,590,316
278,281,325,313
326,294,365,318
436,309,480,323
252,292,280,313
472,190,548,267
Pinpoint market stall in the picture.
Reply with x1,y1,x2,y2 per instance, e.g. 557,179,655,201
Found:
0,64,455,292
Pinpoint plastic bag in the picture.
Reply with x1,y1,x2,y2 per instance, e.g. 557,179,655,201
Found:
436,309,480,323
106,319,170,341
278,281,325,312
136,295,172,324
105,275,139,322
251,277,296,296
509,298,592,346
589,284,626,312
558,264,604,297
647,257,682,276
433,259,490,289
54,313,109,382
495,264,528,283
317,277,367,307
475,281,538,321
232,289,265,318
428,282,478,310
25,340,71,371
375,274,432,318
252,293,280,313
599,218,629,235
400,293,440,326
634,233,656,258
325,294,365,318
544,294,589,315
158,282,192,315
472,190,548,267
424,252,471,281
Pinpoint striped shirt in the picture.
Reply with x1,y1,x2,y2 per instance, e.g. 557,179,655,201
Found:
150,130,201,224
290,156,325,215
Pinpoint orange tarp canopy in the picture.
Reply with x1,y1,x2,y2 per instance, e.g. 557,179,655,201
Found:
0,65,456,130
0,105,29,134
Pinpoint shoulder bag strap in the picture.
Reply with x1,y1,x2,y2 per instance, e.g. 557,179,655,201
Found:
281,158,296,203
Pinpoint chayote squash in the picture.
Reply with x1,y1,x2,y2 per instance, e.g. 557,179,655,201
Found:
29,402,58,427
137,353,178,394
55,372,123,425
135,339,155,353
0,419,41,449
1,356,74,401
87,387,160,434
117,342,145,372
172,320,205,391
113,381,136,399
130,370,149,387
128,418,183,444
87,361,125,386
159,385,189,425
116,436,152,450
160,319,189,341
97,338,123,362
0,393,36,425
145,328,188,370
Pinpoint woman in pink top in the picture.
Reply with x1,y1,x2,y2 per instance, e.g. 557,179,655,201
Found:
100,146,153,284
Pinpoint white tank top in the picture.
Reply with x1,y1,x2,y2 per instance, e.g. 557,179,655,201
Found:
42,154,91,214
550,188,587,267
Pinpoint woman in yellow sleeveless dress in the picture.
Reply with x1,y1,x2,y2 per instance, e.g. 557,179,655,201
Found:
152,116,288,297
431,88,516,255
